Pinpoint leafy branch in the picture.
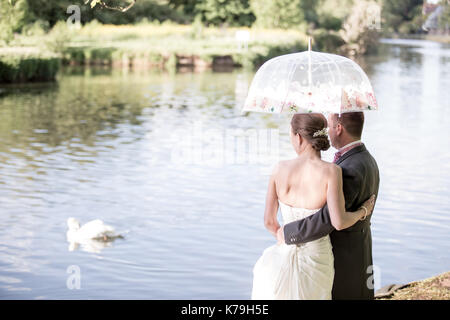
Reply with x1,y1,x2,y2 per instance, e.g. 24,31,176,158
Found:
7,0,137,12
85,0,137,12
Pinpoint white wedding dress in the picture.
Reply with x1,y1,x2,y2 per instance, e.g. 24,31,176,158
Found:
251,201,335,300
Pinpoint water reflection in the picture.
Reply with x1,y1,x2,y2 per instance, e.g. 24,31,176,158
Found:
365,39,450,287
68,239,115,254
0,39,449,299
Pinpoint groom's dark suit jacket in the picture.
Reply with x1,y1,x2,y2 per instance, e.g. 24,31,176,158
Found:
283,144,380,300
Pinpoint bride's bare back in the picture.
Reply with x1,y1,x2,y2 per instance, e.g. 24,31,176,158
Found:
274,156,334,210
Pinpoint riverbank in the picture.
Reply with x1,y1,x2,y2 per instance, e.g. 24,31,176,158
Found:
0,47,59,83
375,271,450,300
0,21,351,83
0,21,311,83
386,33,450,44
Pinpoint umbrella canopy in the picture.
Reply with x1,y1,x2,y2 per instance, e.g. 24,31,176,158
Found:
242,41,378,114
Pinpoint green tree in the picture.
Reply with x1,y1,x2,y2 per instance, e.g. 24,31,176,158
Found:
250,0,305,29
438,1,450,31
194,0,255,26
24,0,187,26
168,0,198,17
299,0,320,25
0,0,31,43
25,0,83,27
315,0,353,31
382,0,424,33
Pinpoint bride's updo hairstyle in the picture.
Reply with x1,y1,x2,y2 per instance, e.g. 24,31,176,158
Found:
291,113,330,152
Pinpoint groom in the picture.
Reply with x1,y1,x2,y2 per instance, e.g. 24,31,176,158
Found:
277,112,380,300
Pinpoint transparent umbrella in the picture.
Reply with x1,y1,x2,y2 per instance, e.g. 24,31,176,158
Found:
242,39,378,114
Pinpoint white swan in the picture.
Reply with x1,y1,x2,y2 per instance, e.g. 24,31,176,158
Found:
66,218,123,252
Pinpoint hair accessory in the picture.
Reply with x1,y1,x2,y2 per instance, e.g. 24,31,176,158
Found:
313,128,328,138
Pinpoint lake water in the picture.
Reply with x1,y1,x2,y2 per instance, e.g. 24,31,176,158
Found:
0,39,449,299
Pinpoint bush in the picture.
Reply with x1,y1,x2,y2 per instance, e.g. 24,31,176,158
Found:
382,0,423,34
439,4,450,31
165,52,178,71
0,0,31,43
250,0,306,29
317,14,343,31
0,54,60,83
190,14,204,39
64,47,87,65
45,21,75,56
22,19,50,36
194,0,255,27
312,29,345,53
81,0,189,25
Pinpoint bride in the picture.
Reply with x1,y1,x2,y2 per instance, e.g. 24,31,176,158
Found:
251,113,375,300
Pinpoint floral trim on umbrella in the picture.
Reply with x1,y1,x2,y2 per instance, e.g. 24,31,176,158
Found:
243,88,378,114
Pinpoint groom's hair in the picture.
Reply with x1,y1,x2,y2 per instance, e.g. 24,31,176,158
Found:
334,112,364,138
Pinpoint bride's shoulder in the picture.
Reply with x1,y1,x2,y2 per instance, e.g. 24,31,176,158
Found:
321,160,341,175
271,159,294,176
277,159,293,167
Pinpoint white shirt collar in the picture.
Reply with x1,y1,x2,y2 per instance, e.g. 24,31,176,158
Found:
338,140,362,153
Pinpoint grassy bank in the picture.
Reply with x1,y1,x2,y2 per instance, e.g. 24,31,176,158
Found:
11,21,314,71
0,22,318,82
0,47,59,83
376,271,450,300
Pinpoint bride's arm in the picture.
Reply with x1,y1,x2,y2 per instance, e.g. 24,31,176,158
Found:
264,164,280,238
327,165,374,230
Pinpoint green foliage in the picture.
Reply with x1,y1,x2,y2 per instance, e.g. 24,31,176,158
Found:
340,0,381,56
299,0,320,25
250,0,305,29
382,0,424,33
165,52,177,71
190,14,205,38
254,41,306,66
44,21,74,56
0,0,30,43
194,0,255,26
4,0,359,32
314,0,352,31
312,29,345,52
22,0,187,27
438,3,450,30
317,0,354,21
89,0,188,24
169,0,197,17
21,19,50,36
398,13,425,34
0,0,391,85
0,54,60,82
317,13,343,31
250,0,322,28
86,0,137,11
89,0,102,8
24,1,85,27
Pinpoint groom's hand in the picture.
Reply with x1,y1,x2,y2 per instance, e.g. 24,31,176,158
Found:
276,226,285,244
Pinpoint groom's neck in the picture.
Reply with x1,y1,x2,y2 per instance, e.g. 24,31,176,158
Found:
336,136,360,149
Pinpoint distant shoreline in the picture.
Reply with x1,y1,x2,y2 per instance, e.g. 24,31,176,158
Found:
385,33,450,44
0,24,310,83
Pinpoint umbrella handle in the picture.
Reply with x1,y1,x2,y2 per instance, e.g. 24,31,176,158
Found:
308,37,312,87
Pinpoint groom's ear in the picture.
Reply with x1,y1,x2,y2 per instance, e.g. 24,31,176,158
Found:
336,123,344,136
